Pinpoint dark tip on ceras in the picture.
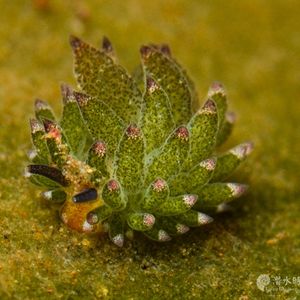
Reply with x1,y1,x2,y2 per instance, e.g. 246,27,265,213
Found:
60,83,74,104
30,118,44,133
72,188,98,203
26,164,69,186
102,36,113,53
160,44,171,56
73,91,90,107
175,126,189,141
43,118,55,132
210,81,224,91
201,99,217,114
146,76,159,94
126,124,141,139
107,179,120,192
140,45,153,60
34,98,49,111
147,43,171,56
101,36,116,61
208,81,225,96
42,119,61,140
92,141,107,157
69,35,82,50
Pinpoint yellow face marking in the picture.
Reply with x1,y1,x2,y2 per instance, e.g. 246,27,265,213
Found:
60,197,103,233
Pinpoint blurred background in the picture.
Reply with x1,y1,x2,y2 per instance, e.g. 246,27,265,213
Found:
0,1,299,299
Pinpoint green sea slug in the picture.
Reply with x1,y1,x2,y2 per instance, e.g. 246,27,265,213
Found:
25,36,253,247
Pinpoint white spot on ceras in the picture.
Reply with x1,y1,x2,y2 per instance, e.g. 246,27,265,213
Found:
230,142,254,160
30,118,44,133
207,81,225,97
197,212,213,225
158,230,171,242
153,178,167,192
64,94,77,105
112,234,124,247
93,141,106,157
199,158,216,171
28,149,37,160
143,213,155,228
176,224,190,234
42,191,52,200
23,167,32,178
183,194,198,207
227,183,248,197
82,220,94,233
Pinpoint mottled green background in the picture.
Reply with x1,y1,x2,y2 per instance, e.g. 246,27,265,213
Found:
0,1,299,299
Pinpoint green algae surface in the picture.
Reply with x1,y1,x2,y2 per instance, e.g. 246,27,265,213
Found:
0,1,299,299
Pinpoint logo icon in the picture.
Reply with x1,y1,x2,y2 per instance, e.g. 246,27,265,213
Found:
256,274,270,291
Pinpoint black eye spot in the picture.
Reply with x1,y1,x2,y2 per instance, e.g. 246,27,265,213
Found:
73,188,98,203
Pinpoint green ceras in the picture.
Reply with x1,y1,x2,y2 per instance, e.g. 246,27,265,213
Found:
25,36,253,247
